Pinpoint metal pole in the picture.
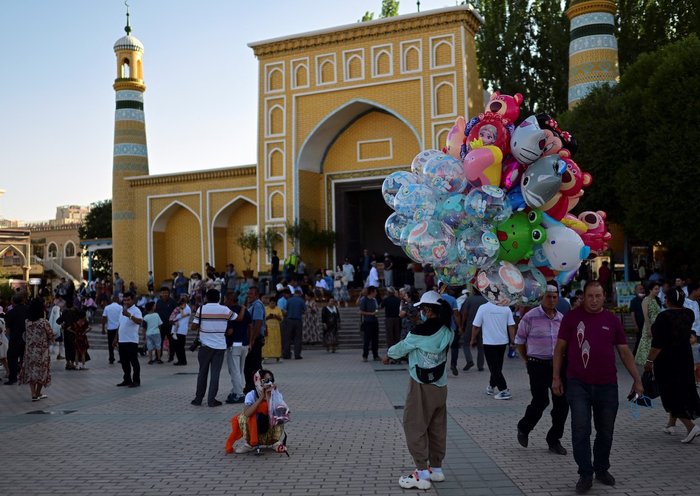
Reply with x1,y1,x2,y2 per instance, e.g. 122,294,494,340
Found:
88,251,93,283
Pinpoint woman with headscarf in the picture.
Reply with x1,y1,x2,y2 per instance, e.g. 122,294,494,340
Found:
644,287,700,443
19,298,55,401
635,282,662,366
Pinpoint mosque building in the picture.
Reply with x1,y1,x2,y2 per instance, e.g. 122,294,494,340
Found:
110,2,620,288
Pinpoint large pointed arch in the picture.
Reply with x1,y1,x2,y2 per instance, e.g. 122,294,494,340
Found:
209,196,258,270
296,98,422,174
150,200,203,285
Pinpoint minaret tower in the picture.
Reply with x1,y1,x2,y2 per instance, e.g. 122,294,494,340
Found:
566,0,620,108
112,4,148,278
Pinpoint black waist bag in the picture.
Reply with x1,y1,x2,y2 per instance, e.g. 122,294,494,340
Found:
415,361,446,384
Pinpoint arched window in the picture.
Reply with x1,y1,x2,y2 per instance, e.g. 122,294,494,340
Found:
121,58,131,78
64,241,76,258
48,242,58,258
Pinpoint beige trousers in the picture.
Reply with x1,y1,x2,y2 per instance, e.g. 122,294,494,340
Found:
403,378,448,470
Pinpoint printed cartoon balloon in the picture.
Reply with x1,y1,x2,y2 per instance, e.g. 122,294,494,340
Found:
496,210,547,263
521,155,567,209
405,220,456,265
457,225,500,268
484,91,523,124
463,139,503,188
393,183,439,221
382,171,423,208
435,264,477,286
537,215,590,271
536,113,578,158
518,264,548,304
443,117,466,160
542,158,592,220
578,210,611,255
466,113,511,156
474,261,525,307
410,149,443,175
385,213,409,246
435,195,470,231
464,185,512,226
422,153,469,194
510,116,546,165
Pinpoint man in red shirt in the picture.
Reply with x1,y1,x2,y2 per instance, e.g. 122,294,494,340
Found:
553,281,642,494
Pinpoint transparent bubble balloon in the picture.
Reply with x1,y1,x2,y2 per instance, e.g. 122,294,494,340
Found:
473,260,524,306
400,222,419,260
394,183,440,222
422,154,469,195
517,264,548,305
404,220,455,266
464,185,513,226
435,264,477,286
457,225,500,269
435,195,471,231
385,213,409,246
381,171,423,209
411,149,443,175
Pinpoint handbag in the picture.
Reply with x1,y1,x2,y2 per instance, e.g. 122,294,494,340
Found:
641,370,660,399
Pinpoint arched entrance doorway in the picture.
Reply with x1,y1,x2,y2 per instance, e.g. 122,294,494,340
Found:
151,202,202,286
298,100,421,274
211,197,257,273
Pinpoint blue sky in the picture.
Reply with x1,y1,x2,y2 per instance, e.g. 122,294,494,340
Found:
1,0,460,222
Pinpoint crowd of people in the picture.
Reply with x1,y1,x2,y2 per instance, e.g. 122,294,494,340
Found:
2,260,699,492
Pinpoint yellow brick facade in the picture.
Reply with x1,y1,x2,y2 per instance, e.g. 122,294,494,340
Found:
112,6,484,288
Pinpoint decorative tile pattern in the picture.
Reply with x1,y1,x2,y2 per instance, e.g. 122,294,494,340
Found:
114,143,148,157
115,108,145,122
570,12,614,30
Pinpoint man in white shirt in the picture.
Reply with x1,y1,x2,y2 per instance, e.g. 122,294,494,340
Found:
368,261,380,287
683,283,700,334
190,289,245,407
314,274,330,300
171,296,192,366
471,302,516,400
102,295,123,365
116,292,143,387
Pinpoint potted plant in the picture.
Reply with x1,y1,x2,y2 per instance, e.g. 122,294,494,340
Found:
237,230,260,278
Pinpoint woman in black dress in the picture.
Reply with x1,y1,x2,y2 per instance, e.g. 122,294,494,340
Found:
644,287,700,443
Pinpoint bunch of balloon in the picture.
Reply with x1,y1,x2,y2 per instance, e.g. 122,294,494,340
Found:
382,91,611,306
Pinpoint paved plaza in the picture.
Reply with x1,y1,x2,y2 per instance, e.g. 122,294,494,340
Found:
1,344,698,496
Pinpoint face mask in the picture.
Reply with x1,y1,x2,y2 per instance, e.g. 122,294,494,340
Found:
419,311,427,322
637,293,645,297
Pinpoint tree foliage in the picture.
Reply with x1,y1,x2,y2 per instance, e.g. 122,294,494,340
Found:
617,0,699,72
560,35,700,270
471,0,568,115
78,199,112,279
360,0,399,22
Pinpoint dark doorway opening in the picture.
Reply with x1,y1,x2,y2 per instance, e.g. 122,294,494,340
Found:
334,180,411,287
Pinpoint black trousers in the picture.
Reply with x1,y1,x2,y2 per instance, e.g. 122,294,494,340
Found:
173,333,187,365
244,339,263,393
159,324,174,360
7,339,25,382
385,317,402,349
195,346,225,404
64,332,76,362
118,342,140,385
484,344,508,391
517,358,569,445
283,319,302,359
107,329,118,362
362,320,379,359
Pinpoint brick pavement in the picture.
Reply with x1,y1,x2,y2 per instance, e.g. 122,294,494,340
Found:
0,346,698,496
